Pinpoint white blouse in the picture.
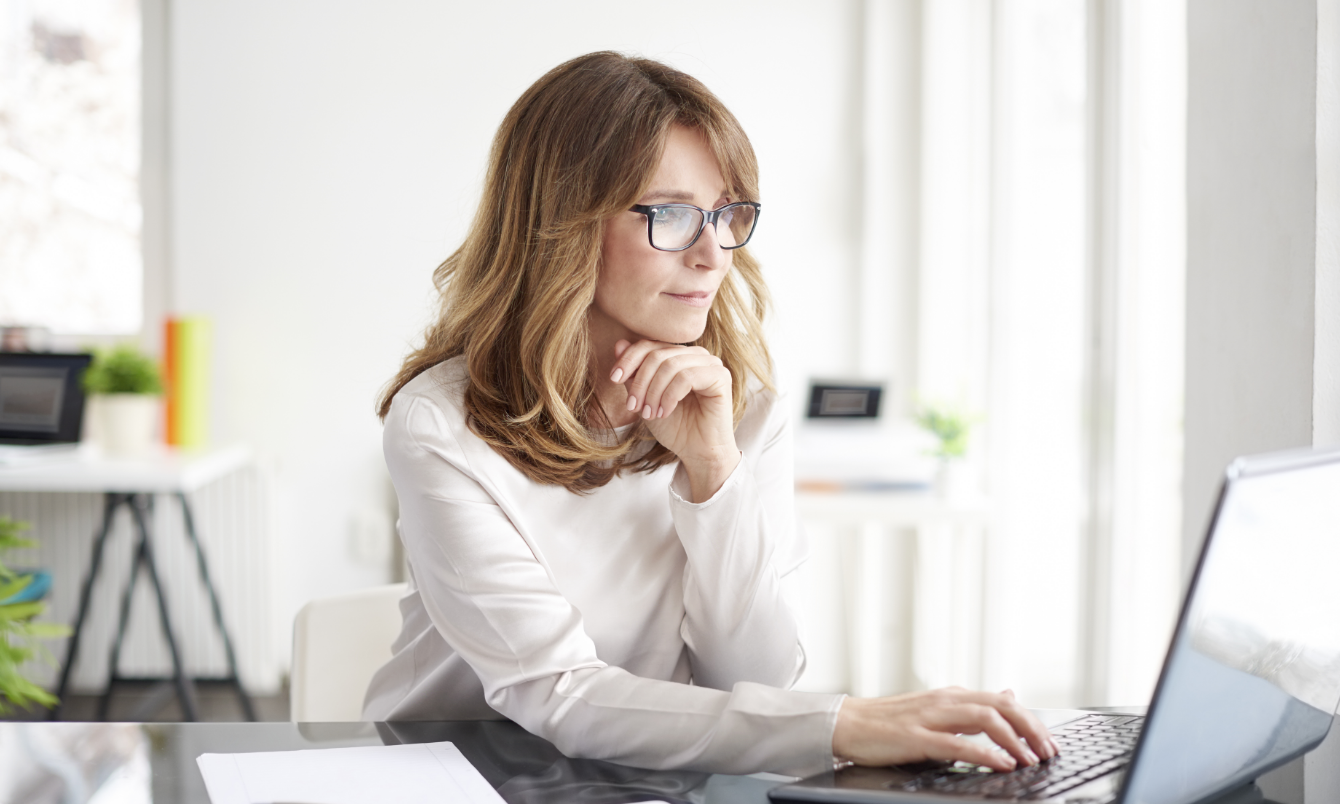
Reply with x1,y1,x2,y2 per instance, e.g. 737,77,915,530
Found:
363,357,844,776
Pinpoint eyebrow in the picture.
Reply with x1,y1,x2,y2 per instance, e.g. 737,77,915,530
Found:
637,189,697,203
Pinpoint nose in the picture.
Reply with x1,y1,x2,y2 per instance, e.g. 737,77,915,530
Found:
685,219,730,272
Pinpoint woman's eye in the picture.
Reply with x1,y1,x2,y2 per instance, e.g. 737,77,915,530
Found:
655,209,692,227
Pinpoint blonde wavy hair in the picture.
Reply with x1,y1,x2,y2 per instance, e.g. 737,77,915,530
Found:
378,51,773,493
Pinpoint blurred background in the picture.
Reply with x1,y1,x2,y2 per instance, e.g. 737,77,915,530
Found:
0,0,1335,721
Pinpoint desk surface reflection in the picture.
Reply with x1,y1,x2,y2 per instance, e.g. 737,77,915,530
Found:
0,720,781,804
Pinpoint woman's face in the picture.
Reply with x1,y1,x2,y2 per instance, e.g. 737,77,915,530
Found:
594,125,734,345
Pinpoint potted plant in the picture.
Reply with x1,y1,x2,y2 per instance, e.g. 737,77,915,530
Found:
0,515,68,715
915,404,976,499
83,344,164,456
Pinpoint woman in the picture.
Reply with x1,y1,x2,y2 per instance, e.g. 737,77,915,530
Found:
366,51,1055,777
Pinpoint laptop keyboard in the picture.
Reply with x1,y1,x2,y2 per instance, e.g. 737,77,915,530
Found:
891,713,1143,800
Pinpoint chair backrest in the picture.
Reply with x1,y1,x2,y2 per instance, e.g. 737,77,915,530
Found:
290,582,407,722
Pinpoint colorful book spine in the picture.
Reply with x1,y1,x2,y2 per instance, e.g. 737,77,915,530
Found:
163,318,177,443
164,316,211,448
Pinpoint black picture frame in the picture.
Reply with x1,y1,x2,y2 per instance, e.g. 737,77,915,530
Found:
806,381,883,419
0,352,94,445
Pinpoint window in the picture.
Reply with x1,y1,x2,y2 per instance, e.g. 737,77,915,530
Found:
0,0,142,335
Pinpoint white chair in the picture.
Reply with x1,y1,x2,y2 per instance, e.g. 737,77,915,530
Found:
290,582,408,721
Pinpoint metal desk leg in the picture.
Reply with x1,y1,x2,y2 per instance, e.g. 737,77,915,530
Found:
97,524,147,721
126,494,199,721
49,493,123,720
176,491,256,721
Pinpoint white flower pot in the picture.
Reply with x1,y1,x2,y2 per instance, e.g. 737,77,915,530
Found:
935,458,975,500
97,394,160,457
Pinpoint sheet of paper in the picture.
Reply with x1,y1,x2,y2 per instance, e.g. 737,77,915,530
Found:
196,741,505,804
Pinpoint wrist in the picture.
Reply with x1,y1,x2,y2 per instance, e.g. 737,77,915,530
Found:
681,447,741,503
832,696,868,762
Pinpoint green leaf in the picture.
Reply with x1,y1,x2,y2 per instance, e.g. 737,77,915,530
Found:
22,622,72,638
915,404,977,459
0,575,33,603
82,344,164,395
0,601,45,621
0,516,30,537
0,517,63,712
0,672,58,711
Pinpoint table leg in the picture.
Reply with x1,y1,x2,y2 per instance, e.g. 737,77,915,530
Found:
49,493,123,720
127,494,199,721
97,529,147,721
176,492,257,721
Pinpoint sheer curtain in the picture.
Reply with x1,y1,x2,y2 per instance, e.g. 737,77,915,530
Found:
882,0,1186,708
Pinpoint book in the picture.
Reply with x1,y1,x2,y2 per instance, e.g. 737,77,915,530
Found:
164,316,211,448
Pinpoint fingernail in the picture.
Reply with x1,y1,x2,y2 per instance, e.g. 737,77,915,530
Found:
1025,749,1039,766
1003,755,1017,769
657,406,664,418
642,404,652,419
610,368,623,382
627,396,638,411
1050,738,1061,755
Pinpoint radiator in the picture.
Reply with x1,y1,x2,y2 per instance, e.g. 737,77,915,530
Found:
0,465,279,695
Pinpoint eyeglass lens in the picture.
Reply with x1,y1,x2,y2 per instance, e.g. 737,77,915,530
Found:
649,203,757,250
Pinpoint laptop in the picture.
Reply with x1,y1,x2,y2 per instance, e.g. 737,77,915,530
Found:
771,445,1340,804
0,352,92,464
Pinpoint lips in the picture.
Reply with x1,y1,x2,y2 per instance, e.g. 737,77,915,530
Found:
664,291,713,308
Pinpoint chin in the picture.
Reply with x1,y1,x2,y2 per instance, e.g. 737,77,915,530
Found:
646,316,708,345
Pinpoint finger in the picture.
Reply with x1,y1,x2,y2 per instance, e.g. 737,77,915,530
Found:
639,353,697,419
656,371,697,419
610,340,672,409
642,355,722,418
919,730,1018,773
988,691,1057,759
624,347,677,417
613,340,710,388
654,364,727,419
925,704,1038,767
608,339,636,385
609,338,655,386
943,689,1056,760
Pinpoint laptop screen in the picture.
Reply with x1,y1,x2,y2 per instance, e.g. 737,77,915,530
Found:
0,353,92,445
1123,452,1340,804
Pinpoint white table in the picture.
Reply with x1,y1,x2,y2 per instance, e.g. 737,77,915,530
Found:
796,490,990,698
0,444,257,721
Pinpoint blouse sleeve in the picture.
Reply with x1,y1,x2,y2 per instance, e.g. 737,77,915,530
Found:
668,389,809,692
384,390,841,777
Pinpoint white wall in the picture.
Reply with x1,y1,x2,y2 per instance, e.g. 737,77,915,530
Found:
1184,0,1318,569
1318,0,1340,449
167,0,868,684
1186,1,1339,801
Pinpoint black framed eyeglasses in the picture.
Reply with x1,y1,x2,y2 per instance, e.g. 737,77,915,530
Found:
629,201,761,252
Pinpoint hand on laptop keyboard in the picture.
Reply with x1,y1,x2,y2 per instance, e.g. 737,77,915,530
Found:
831,687,1058,772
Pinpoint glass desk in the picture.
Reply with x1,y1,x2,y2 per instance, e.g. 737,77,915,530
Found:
0,719,783,804
0,716,1310,804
